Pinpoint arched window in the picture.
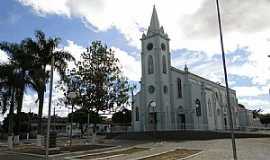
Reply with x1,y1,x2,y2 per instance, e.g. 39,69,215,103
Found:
195,99,201,116
177,78,182,98
135,107,139,121
148,55,154,74
162,55,167,73
178,106,184,113
148,101,156,113
208,99,212,117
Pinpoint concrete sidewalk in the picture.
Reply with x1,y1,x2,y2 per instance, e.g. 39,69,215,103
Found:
97,138,270,160
1,138,270,160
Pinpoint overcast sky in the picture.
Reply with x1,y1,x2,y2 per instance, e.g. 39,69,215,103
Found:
1,0,270,120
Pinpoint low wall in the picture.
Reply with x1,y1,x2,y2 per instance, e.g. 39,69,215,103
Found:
106,130,270,141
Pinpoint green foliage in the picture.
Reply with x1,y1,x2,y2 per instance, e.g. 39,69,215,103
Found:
67,108,101,135
68,109,101,124
112,108,132,125
252,109,262,119
0,42,31,114
75,41,130,112
22,30,75,134
0,41,35,135
2,112,36,133
259,114,270,126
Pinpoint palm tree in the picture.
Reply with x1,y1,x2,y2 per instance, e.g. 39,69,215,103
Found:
24,31,75,135
0,64,21,149
0,42,32,145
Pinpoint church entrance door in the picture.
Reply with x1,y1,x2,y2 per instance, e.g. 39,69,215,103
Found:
224,117,227,130
149,112,157,131
177,114,186,130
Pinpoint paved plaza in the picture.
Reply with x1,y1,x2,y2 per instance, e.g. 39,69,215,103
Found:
0,138,270,160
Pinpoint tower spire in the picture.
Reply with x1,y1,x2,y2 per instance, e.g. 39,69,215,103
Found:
148,5,160,32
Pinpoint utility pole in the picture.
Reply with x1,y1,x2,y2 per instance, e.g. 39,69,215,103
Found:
130,84,136,130
70,104,74,147
27,108,31,141
45,56,54,160
215,0,237,159
87,111,90,140
54,107,56,131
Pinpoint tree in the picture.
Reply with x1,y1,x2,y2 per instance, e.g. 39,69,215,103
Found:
2,112,34,134
0,63,21,148
24,31,75,135
75,41,130,132
0,41,34,138
252,109,262,119
67,109,101,136
112,108,131,125
259,114,270,127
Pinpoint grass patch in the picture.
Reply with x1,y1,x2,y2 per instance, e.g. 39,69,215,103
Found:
80,147,149,159
140,149,201,160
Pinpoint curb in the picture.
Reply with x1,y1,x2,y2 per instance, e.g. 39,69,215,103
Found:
7,145,120,159
178,151,204,160
64,146,148,160
130,149,176,160
130,149,203,160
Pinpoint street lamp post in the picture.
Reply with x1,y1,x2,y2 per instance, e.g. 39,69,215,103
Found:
27,108,31,141
87,111,90,141
70,104,74,147
54,107,56,131
67,92,76,147
215,0,237,159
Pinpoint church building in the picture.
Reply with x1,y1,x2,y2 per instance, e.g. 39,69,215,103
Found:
132,6,240,131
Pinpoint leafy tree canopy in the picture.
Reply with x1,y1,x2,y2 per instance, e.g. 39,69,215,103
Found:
67,108,102,135
112,108,131,125
58,41,130,114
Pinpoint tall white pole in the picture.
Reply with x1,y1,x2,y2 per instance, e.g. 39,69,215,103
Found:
45,56,54,160
215,0,237,159
87,111,90,140
70,104,74,147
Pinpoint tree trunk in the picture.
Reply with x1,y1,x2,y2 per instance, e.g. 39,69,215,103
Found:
37,67,47,135
8,87,15,149
37,91,44,135
92,123,97,144
14,87,24,144
79,123,84,137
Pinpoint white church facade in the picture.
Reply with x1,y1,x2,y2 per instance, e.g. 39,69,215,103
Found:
132,7,240,132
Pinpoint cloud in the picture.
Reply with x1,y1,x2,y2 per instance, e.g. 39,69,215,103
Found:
63,40,141,81
17,0,204,49
64,40,85,60
16,0,270,112
112,47,141,81
233,86,268,97
181,0,270,38
63,40,86,69
0,49,9,63
238,98,270,113
17,0,70,17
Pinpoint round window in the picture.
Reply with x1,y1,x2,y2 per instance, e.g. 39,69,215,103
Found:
161,43,166,51
163,85,168,94
147,43,153,51
148,85,155,94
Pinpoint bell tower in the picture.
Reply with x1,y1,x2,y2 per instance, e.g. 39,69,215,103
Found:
140,6,172,131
